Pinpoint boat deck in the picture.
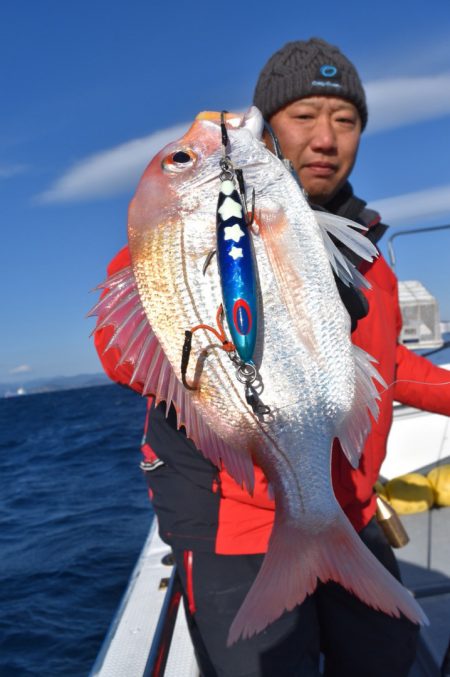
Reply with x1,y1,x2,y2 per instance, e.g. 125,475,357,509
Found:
398,507,450,674
90,509,450,677
381,397,450,674
90,522,199,677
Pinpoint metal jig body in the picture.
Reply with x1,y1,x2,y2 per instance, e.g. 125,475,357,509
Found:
181,112,270,418
216,114,258,365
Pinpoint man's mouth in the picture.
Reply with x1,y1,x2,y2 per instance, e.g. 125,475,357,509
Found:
304,162,337,177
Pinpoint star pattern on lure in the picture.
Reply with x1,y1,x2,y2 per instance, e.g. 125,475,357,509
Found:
218,197,243,221
229,246,243,260
224,224,245,243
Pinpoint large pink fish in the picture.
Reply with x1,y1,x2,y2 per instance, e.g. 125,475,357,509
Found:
90,107,426,643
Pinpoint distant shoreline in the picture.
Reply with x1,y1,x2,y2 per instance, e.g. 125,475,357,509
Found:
0,373,111,399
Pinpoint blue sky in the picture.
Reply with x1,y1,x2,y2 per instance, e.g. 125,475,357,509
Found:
2,0,450,382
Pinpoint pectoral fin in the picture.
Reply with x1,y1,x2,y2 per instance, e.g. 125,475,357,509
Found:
89,266,255,492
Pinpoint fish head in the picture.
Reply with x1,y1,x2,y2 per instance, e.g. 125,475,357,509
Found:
126,107,276,375
128,107,272,263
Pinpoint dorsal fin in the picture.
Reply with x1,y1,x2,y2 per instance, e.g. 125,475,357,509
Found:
89,265,255,493
314,211,378,289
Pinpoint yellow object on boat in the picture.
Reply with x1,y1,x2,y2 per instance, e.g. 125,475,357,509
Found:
427,464,450,506
386,473,434,514
374,480,388,500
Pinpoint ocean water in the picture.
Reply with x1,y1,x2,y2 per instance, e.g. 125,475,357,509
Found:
0,385,152,677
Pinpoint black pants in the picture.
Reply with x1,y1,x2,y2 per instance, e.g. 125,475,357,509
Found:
315,519,419,677
175,519,419,677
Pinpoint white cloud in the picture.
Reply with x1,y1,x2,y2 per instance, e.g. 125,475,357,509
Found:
9,364,32,374
365,73,450,134
369,184,450,225
38,72,450,203
38,123,189,204
370,36,450,79
0,164,28,179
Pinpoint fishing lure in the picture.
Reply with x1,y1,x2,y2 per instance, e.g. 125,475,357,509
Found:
216,114,258,365
181,113,270,417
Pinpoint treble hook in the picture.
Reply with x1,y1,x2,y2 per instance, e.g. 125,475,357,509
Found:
202,249,216,276
234,168,255,227
220,110,230,154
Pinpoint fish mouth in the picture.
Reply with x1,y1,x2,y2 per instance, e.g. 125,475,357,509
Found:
195,107,265,141
196,111,241,125
187,108,266,191
242,106,265,140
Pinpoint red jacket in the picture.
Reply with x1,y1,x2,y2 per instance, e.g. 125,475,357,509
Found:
94,246,450,554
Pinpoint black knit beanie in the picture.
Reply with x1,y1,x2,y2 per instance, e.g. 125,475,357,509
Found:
253,38,368,130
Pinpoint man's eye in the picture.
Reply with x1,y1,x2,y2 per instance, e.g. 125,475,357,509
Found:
336,117,356,125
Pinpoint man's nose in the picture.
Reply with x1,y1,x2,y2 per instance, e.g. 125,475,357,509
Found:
310,116,337,151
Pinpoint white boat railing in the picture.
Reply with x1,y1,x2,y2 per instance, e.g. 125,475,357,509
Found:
387,224,450,272
387,224,450,351
142,566,183,676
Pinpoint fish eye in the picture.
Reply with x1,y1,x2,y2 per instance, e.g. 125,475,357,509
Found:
172,151,191,163
162,149,196,173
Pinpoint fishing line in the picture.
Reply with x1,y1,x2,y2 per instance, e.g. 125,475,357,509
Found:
378,378,450,396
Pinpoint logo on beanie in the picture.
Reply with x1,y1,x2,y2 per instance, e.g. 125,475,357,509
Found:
311,63,342,90
320,64,337,77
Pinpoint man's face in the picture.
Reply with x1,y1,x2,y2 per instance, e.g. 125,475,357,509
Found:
268,96,362,205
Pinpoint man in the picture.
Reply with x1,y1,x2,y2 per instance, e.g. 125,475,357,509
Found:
95,38,450,676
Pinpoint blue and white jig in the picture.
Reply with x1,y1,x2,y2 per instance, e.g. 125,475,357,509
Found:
181,112,270,417
216,144,257,364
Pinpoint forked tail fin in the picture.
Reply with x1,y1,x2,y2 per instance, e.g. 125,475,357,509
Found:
227,512,427,645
